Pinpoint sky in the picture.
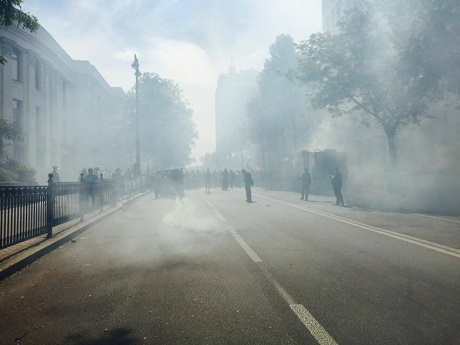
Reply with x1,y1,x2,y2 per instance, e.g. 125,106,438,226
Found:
22,0,323,162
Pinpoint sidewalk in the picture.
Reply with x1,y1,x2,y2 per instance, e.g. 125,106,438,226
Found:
0,191,149,280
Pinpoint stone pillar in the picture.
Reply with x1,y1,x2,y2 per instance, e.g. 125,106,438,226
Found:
0,38,15,159
42,63,51,171
26,51,37,167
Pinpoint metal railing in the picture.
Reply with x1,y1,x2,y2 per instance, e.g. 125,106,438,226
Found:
0,175,146,249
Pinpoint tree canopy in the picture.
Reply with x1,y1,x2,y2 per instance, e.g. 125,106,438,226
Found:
124,73,197,170
0,0,39,64
246,34,305,170
296,0,458,167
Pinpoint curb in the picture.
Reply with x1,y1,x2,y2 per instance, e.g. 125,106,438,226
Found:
0,191,150,281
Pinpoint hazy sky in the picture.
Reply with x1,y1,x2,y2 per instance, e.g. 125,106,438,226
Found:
23,0,322,162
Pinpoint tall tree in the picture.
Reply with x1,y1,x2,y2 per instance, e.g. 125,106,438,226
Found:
296,1,449,167
385,0,460,95
0,0,39,64
124,73,197,170
246,34,304,170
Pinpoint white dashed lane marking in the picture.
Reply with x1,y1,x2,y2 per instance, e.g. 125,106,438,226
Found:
202,194,339,345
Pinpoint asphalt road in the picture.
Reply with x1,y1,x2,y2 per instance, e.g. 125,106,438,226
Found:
1,188,459,345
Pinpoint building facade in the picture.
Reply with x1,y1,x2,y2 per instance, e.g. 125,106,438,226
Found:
0,26,126,182
215,66,257,169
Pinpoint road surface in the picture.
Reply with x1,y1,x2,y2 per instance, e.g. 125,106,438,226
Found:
1,188,459,344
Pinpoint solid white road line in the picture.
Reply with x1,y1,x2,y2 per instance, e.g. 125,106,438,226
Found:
201,193,340,345
255,193,460,259
413,213,460,225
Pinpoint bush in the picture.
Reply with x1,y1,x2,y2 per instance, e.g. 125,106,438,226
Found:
0,167,15,182
0,158,36,183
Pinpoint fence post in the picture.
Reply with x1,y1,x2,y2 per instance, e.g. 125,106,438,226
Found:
46,173,54,238
99,174,104,212
79,173,85,222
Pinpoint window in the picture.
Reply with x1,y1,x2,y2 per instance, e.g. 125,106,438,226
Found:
13,99,22,130
11,48,21,82
35,60,41,90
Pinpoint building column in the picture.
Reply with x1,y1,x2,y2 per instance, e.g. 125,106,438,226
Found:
0,38,15,159
26,51,37,168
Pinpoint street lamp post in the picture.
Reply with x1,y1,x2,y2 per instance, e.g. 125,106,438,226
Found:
131,54,141,175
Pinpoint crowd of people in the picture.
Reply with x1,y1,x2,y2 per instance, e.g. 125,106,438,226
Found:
150,168,254,201
50,164,344,207
148,166,345,206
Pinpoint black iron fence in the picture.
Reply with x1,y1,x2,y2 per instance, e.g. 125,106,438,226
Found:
0,175,146,249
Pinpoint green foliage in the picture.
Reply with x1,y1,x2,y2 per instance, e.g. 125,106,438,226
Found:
0,0,39,64
0,157,36,183
389,0,460,94
0,118,34,183
0,117,21,141
0,166,14,181
247,34,306,169
124,73,197,169
296,0,454,167
0,117,22,161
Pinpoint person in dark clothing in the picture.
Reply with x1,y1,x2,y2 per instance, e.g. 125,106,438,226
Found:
229,170,235,189
300,168,311,201
331,167,344,206
222,169,229,191
205,169,212,194
242,169,254,203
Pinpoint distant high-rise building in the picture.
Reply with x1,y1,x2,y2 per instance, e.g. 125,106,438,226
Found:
215,66,257,166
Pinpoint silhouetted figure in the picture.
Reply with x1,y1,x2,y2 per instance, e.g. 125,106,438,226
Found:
85,168,99,207
222,169,229,191
331,167,344,206
242,169,254,203
229,170,235,188
205,169,212,194
300,168,311,201
52,166,60,182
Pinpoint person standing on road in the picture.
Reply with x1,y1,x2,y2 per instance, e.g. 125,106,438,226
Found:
242,169,254,203
222,169,229,191
205,168,212,194
84,168,99,207
331,167,344,206
300,168,311,201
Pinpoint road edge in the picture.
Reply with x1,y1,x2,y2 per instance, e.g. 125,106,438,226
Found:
0,191,150,281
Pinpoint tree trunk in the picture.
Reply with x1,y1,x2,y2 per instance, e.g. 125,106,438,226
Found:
386,132,398,168
260,142,267,171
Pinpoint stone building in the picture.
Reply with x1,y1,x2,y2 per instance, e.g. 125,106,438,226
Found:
215,66,258,169
0,25,125,182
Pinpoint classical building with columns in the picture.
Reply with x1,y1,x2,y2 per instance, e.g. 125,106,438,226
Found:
0,25,126,182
